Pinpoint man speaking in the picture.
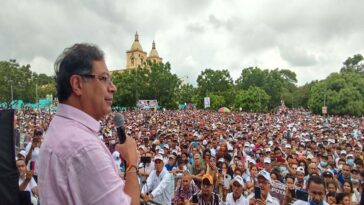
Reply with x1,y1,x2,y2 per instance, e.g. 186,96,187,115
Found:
38,43,139,205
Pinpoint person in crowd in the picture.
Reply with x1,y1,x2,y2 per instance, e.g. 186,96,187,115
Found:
174,172,199,205
38,43,139,205
17,158,39,205
188,174,221,205
335,192,351,205
292,175,329,205
226,175,248,205
189,153,206,188
326,192,336,205
141,154,173,205
247,170,280,205
342,180,359,204
283,174,296,205
25,127,43,182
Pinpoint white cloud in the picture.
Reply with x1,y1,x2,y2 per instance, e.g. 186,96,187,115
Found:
1,0,364,85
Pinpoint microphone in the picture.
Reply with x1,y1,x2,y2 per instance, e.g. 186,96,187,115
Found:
113,113,126,144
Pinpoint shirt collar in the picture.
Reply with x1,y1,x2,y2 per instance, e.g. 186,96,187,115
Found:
56,104,101,133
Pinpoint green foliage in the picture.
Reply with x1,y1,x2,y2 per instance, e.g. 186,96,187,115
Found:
1,60,32,103
340,54,364,73
308,72,364,116
177,83,196,104
236,67,297,109
112,62,181,109
234,86,270,112
208,93,226,110
197,69,233,96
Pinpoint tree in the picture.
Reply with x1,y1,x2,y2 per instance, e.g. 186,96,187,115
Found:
0,60,38,103
308,72,364,116
234,86,270,112
197,69,233,96
177,83,196,104
112,62,181,109
340,54,364,73
208,93,226,110
236,67,297,109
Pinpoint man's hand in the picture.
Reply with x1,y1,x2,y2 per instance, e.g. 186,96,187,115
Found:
115,136,138,166
142,194,152,202
25,171,33,181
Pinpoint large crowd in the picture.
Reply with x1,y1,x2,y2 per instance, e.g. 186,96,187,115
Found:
14,106,364,205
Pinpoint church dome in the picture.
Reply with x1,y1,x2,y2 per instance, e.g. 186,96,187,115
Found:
148,41,160,57
130,32,143,51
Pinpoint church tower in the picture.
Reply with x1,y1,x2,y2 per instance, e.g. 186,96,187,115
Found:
147,40,163,64
126,32,148,69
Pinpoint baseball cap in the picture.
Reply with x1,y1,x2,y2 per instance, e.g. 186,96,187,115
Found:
322,170,334,177
265,148,271,153
340,150,347,155
285,144,292,149
296,166,305,174
202,174,213,185
169,154,176,160
347,154,354,158
257,170,271,183
18,150,27,158
264,157,271,164
154,154,164,162
232,175,244,186
244,142,250,147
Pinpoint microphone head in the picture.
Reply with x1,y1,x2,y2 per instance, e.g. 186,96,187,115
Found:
113,113,125,128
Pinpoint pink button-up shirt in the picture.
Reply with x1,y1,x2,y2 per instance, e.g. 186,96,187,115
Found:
38,104,130,205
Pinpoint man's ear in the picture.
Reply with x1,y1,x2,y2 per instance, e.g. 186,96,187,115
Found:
69,75,83,96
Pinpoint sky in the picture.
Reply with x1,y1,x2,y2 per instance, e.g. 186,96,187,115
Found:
1,0,363,86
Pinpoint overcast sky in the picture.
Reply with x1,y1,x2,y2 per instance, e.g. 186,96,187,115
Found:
1,0,363,86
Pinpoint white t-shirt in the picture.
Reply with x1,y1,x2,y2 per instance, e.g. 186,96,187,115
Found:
25,142,40,175
18,176,37,193
226,192,248,205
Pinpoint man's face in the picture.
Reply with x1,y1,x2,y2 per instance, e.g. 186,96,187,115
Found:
296,172,304,182
342,165,351,177
79,60,116,121
232,181,243,198
181,175,191,189
16,160,26,176
257,176,270,197
308,182,325,204
154,159,164,172
201,179,213,196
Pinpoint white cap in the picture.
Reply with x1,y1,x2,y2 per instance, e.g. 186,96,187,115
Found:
268,141,273,146
285,144,292,149
257,170,271,183
203,140,208,145
296,166,305,174
158,149,164,155
347,154,354,158
244,142,250,147
154,154,164,162
19,150,27,158
232,175,244,186
164,144,169,149
112,151,121,166
340,150,347,155
265,148,271,153
263,157,271,164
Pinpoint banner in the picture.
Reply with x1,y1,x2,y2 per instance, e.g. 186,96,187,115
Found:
204,97,210,109
270,181,287,204
137,100,158,110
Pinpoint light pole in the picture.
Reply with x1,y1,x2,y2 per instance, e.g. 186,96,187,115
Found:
9,79,13,103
